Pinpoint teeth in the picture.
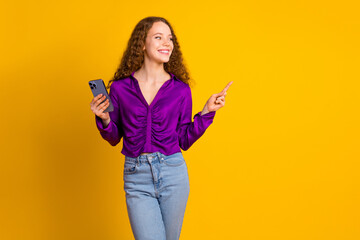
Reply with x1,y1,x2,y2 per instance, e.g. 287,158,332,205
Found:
159,50,169,53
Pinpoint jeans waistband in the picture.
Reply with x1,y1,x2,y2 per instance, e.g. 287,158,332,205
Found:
125,152,166,163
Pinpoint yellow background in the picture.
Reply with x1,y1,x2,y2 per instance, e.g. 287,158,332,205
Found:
1,0,359,239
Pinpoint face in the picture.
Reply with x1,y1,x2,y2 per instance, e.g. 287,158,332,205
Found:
143,21,174,64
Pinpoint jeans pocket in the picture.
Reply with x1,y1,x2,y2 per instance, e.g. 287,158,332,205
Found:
124,160,137,175
163,153,185,167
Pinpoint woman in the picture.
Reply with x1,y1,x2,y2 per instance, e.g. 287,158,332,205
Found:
90,16,232,240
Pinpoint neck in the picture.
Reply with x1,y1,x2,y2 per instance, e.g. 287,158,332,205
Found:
136,62,169,83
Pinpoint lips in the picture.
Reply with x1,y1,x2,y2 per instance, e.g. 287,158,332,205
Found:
158,49,170,55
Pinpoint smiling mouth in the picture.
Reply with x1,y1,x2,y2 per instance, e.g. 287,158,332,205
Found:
158,50,170,55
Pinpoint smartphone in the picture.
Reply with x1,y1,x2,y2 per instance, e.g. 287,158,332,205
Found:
88,79,114,112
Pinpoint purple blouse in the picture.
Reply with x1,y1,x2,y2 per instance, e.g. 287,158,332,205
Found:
95,71,216,158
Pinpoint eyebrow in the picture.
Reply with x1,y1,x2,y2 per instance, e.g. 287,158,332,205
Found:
153,32,173,36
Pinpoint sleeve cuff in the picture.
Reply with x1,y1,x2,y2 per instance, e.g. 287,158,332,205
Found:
95,115,112,132
193,111,216,119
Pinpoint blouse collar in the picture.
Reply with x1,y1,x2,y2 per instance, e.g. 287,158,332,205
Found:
130,70,176,86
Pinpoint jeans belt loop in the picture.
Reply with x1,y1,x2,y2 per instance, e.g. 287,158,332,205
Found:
136,155,140,166
156,152,161,162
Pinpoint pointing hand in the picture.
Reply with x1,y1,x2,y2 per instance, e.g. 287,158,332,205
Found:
202,81,233,115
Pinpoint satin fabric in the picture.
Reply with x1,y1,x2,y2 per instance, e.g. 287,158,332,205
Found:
95,70,216,158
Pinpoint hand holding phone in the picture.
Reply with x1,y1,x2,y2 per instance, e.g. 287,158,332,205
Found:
89,79,114,122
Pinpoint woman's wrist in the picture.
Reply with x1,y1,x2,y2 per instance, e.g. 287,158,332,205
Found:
200,106,210,116
101,118,111,128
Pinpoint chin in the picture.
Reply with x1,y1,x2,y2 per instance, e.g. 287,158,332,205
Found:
156,58,170,64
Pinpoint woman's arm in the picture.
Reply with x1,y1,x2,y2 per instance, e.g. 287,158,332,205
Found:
177,81,233,150
95,83,124,146
177,86,216,151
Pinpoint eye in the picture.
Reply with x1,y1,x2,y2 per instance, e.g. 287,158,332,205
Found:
155,36,173,41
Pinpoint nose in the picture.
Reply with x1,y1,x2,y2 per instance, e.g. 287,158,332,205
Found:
163,38,171,45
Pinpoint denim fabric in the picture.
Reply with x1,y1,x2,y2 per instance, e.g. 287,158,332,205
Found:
123,151,190,240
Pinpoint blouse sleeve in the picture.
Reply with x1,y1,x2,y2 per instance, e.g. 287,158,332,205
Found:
177,85,216,151
95,83,123,146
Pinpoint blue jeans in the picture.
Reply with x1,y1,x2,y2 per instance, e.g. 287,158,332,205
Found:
123,151,190,240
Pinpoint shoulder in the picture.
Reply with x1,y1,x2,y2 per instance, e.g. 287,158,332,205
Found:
109,76,131,91
107,77,130,101
171,78,192,104
172,75,191,95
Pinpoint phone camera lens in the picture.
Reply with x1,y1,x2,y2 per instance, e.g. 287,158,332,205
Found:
89,82,97,89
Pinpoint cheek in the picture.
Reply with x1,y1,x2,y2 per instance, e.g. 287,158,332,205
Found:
145,39,157,49
150,42,161,52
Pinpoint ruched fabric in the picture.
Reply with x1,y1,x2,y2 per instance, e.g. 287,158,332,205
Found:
95,71,216,158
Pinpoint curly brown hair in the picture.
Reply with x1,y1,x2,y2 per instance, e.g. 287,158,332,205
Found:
106,16,193,90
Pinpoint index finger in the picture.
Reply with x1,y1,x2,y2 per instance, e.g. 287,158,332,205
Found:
91,94,103,103
221,81,233,94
